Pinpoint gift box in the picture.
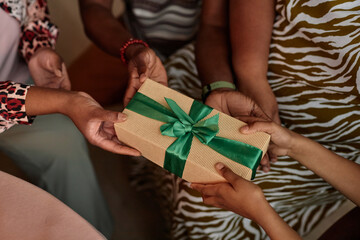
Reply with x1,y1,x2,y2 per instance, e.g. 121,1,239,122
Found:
115,79,270,183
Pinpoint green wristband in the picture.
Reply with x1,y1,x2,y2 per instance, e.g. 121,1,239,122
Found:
202,81,236,102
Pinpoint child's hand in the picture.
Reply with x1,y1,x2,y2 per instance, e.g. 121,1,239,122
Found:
28,48,71,90
192,162,302,239
123,46,167,106
240,121,297,157
191,163,269,222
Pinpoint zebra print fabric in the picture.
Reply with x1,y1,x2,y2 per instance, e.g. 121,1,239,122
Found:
130,0,360,239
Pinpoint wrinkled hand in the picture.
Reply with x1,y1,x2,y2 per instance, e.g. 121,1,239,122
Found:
123,45,167,106
205,89,270,120
191,163,269,222
239,81,280,124
205,89,273,171
67,92,141,156
28,48,71,90
240,121,296,157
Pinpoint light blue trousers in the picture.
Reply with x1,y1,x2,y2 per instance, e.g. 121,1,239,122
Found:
0,114,113,238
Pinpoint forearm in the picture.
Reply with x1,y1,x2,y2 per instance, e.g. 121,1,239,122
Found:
256,203,301,240
80,0,131,57
290,134,360,206
196,0,233,87
195,26,234,87
228,0,279,120
229,0,275,86
25,87,77,117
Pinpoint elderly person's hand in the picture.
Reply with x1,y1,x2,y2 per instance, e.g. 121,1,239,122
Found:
123,45,167,106
205,89,269,120
205,89,276,171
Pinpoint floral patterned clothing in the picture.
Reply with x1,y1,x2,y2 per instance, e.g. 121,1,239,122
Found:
0,81,33,133
0,0,58,62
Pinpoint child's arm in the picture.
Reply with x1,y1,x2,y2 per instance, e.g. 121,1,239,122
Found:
241,122,360,206
191,163,301,240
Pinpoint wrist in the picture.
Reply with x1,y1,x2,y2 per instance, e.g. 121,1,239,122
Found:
237,77,271,93
287,132,310,159
252,199,275,226
255,202,285,234
202,81,236,102
28,47,56,65
233,62,268,85
25,87,78,116
236,79,278,116
58,91,82,116
259,205,300,239
125,44,147,60
120,38,149,64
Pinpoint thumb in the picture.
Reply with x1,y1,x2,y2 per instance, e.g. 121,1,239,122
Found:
132,55,150,80
124,65,142,107
47,54,63,77
60,63,71,90
215,163,240,185
96,110,127,123
240,121,276,135
235,116,264,124
137,63,149,80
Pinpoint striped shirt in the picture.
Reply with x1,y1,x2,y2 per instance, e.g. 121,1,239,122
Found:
123,0,201,60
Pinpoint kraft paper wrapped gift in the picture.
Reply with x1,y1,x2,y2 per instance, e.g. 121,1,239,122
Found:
115,79,270,183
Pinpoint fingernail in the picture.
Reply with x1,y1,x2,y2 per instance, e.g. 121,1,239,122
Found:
241,125,249,132
55,69,62,77
215,162,225,170
140,74,146,81
118,113,127,121
263,166,269,172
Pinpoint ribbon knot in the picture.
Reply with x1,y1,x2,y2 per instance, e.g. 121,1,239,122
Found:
183,124,193,133
160,98,219,145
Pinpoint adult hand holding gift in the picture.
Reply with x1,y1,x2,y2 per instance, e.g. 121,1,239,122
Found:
115,79,270,183
123,43,168,106
24,86,140,156
205,89,275,172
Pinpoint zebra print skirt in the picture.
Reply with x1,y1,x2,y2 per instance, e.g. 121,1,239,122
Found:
130,41,360,239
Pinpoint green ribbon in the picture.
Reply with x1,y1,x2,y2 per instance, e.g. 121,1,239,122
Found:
126,92,263,179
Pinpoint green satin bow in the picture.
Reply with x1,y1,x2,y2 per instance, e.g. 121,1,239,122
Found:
126,92,263,179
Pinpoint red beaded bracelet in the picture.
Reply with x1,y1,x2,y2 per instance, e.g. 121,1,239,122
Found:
120,38,149,64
